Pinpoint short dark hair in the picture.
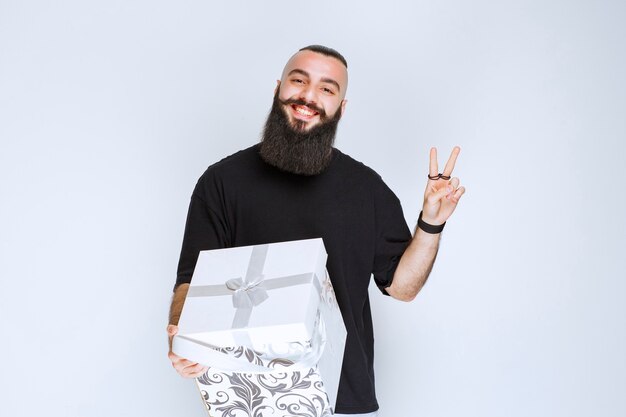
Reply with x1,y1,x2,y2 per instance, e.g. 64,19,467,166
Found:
299,45,348,68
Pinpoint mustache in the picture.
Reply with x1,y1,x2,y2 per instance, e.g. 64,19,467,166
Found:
277,97,327,119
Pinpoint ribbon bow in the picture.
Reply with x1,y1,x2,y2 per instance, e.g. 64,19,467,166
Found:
225,275,269,308
186,244,318,330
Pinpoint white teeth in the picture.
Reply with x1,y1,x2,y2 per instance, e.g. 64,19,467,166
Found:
295,106,315,116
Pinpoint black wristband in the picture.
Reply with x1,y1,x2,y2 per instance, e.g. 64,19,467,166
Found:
418,211,445,234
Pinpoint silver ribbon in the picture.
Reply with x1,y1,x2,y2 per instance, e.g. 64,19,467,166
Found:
225,275,269,309
187,244,321,330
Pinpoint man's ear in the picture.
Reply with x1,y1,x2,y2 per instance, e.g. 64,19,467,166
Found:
340,99,348,115
274,80,281,95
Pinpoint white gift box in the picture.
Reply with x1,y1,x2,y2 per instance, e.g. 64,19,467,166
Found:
173,238,347,415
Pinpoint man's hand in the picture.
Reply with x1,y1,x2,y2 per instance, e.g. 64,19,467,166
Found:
386,146,465,301
167,324,208,378
422,146,465,225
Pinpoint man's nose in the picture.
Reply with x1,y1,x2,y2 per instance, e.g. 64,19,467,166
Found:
299,84,317,104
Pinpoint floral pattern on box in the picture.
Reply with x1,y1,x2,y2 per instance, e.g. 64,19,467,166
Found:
194,271,342,417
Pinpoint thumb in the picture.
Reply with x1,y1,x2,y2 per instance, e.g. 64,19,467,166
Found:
427,184,453,205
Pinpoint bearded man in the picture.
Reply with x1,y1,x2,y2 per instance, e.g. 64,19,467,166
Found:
167,45,465,417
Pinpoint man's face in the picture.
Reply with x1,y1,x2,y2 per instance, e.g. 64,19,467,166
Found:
277,50,348,131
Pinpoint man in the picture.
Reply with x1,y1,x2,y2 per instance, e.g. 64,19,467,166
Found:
167,45,465,416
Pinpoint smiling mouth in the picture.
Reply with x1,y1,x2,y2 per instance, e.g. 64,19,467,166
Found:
291,104,319,119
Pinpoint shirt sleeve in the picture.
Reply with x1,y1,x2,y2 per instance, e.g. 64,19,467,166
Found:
175,170,231,289
371,178,412,295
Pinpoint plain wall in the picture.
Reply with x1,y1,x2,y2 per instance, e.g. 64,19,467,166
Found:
1,1,624,416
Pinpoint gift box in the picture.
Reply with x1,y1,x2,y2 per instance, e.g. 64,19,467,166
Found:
173,238,347,416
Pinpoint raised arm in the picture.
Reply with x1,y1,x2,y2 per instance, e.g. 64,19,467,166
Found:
385,146,465,301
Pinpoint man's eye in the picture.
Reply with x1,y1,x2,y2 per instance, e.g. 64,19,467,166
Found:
322,87,335,94
292,79,304,84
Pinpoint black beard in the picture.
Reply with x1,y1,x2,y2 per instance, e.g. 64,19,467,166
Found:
259,91,342,176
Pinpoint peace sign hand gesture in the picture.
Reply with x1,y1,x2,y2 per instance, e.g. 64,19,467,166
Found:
421,146,465,226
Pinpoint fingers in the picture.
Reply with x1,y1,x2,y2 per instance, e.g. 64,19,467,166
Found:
442,146,460,177
429,147,438,178
168,351,208,378
427,183,454,205
166,325,208,378
180,362,208,378
428,146,460,183
443,178,465,204
448,185,466,204
448,177,460,189
427,177,464,204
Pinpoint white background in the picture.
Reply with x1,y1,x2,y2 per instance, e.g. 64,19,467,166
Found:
1,1,624,416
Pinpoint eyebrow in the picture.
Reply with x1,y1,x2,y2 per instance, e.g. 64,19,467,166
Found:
288,69,341,93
